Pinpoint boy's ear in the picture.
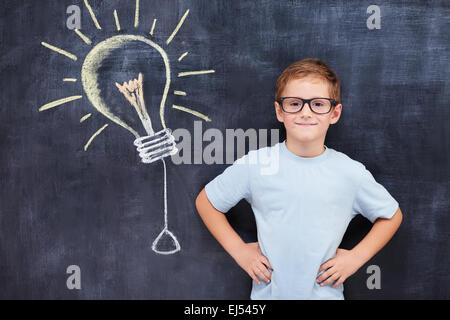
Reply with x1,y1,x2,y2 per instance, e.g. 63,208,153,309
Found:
329,103,342,125
274,101,284,123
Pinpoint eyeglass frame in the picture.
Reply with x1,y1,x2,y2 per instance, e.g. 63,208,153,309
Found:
277,97,338,114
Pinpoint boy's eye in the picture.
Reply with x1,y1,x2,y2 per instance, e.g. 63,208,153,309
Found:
311,99,331,108
285,99,302,106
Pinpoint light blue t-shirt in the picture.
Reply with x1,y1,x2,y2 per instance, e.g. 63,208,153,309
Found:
205,140,399,300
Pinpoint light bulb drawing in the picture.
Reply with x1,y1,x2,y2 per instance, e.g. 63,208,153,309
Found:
38,1,215,255
82,34,180,254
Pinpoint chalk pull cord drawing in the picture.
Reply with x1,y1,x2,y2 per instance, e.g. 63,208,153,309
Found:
116,73,180,254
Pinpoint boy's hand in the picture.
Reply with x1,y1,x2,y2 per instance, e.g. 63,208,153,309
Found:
316,248,363,288
234,242,273,285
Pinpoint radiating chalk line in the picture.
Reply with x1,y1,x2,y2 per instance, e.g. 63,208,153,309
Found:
84,0,102,30
178,51,188,62
113,9,121,31
172,105,211,122
39,96,83,111
166,9,190,45
41,42,77,61
134,0,140,28
80,113,92,123
149,19,157,36
84,124,108,151
178,70,215,77
74,29,92,45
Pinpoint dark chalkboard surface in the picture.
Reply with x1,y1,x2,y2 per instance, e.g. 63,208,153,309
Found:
0,0,449,299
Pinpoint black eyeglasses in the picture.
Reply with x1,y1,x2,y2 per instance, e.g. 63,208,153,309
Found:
277,97,338,114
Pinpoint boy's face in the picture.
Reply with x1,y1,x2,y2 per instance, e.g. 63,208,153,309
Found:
274,76,342,145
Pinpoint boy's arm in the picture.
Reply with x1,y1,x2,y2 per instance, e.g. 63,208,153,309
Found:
317,207,403,287
351,207,403,264
195,188,273,284
195,188,246,260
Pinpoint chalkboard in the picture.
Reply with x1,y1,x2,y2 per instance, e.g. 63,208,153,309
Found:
0,0,449,299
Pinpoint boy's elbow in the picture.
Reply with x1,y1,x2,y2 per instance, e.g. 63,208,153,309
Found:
375,207,402,226
392,207,403,227
195,188,206,212
195,192,201,211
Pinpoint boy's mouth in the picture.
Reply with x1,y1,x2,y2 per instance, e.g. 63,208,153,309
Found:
295,122,318,126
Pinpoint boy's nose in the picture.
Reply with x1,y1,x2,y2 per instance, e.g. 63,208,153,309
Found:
298,102,314,117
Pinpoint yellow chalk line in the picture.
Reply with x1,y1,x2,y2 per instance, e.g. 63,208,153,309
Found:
84,124,109,151
74,29,92,45
172,105,211,122
80,113,92,123
174,90,187,96
149,19,157,36
166,9,190,45
178,51,188,62
134,0,139,28
63,78,77,82
113,9,121,31
41,42,77,61
39,95,83,112
84,0,102,29
178,70,215,77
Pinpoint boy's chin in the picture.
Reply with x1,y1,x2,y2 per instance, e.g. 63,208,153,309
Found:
287,132,322,144
291,138,319,145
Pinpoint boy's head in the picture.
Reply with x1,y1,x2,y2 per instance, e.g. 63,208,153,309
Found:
274,58,342,146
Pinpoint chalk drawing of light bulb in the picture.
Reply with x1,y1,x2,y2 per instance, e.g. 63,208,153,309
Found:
81,35,181,254
39,3,215,255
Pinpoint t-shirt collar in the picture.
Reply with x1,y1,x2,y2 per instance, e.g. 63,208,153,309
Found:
280,139,330,164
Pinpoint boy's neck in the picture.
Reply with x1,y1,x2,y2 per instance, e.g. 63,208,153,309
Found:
285,137,326,158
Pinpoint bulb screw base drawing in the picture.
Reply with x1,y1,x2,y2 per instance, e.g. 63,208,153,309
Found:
134,128,178,163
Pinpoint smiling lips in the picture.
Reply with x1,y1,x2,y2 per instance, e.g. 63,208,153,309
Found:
295,123,317,126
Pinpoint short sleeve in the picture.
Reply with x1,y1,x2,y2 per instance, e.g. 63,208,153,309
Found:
352,167,399,223
204,154,251,213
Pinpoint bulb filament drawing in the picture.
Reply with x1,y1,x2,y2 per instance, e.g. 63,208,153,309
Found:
115,73,154,136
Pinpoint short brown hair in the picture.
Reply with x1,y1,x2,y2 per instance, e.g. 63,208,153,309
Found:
275,58,340,103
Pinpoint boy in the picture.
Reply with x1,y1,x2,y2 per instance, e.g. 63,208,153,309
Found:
195,58,402,300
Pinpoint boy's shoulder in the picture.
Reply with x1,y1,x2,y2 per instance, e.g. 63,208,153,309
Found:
233,143,282,177
235,143,279,165
329,147,365,168
327,147,369,181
